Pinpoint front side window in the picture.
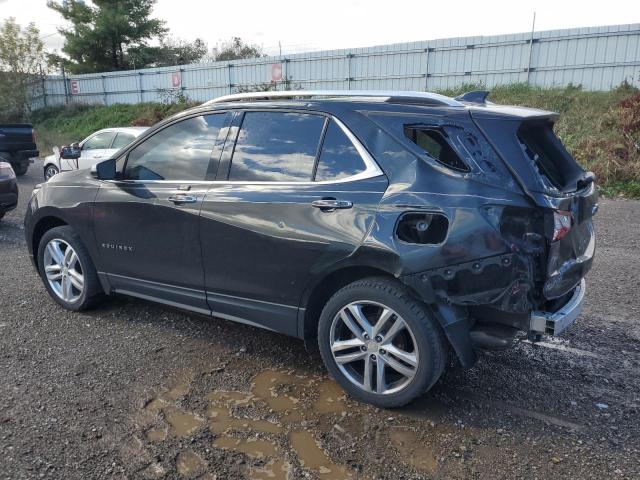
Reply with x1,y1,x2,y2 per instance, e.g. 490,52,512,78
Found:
314,121,366,181
83,132,115,150
125,114,226,181
229,111,325,182
111,132,136,150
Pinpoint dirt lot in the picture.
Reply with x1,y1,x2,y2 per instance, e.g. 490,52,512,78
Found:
1,162,639,480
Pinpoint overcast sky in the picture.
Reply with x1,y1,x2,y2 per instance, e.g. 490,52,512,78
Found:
1,0,638,56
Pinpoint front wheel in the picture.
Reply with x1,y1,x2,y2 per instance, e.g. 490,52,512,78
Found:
37,226,104,311
44,164,59,180
318,277,446,408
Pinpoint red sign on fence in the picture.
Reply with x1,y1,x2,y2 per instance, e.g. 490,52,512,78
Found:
69,80,80,94
270,63,283,82
171,71,182,88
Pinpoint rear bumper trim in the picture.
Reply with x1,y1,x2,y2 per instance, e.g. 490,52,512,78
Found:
530,279,585,336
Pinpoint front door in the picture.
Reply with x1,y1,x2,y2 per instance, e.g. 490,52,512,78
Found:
93,113,229,312
200,111,388,335
75,131,116,171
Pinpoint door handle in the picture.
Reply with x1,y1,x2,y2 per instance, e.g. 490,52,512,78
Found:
168,193,197,205
311,199,353,211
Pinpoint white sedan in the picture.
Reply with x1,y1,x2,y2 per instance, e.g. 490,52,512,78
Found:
43,127,148,180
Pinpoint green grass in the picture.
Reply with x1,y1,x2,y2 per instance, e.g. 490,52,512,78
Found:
32,84,640,198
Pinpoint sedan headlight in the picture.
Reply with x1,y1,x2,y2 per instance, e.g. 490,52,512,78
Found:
0,162,15,178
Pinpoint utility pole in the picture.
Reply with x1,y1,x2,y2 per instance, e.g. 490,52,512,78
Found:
61,63,69,105
526,12,536,85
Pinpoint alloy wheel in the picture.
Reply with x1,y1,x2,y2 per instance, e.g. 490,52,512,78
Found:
45,166,58,180
43,239,84,303
329,301,419,395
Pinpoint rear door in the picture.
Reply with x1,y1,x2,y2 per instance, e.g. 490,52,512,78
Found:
200,110,388,335
93,113,230,312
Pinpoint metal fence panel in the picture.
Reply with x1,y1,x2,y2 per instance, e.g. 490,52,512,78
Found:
35,23,640,109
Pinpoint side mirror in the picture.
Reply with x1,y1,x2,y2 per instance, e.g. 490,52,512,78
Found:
60,145,81,160
91,158,116,180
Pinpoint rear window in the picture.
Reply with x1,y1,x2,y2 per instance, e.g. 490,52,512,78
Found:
404,127,469,172
517,122,583,191
229,112,325,182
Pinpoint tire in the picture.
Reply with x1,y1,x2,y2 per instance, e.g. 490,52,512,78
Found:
37,226,104,311
44,164,59,180
318,277,446,408
12,162,28,176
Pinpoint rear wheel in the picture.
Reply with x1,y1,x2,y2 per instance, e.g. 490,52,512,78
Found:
318,277,446,408
12,161,28,176
37,226,104,311
44,164,59,180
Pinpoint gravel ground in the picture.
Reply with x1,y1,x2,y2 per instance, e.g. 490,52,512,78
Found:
1,162,639,480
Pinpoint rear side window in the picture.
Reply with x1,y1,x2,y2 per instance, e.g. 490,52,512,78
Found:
111,132,136,149
229,112,325,182
314,120,365,181
83,132,115,150
125,114,225,181
404,127,469,172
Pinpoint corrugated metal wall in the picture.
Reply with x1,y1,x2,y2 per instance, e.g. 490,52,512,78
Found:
33,23,640,109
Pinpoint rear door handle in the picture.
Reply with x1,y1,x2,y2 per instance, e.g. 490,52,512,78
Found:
311,199,353,211
168,193,197,205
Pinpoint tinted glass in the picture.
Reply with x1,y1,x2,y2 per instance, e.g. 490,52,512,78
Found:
83,132,115,150
111,132,136,149
229,112,325,182
125,115,225,181
314,121,365,181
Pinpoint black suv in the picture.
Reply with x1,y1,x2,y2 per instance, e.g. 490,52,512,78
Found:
25,90,596,407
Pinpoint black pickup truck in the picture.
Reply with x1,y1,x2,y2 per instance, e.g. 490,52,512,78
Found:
0,124,39,176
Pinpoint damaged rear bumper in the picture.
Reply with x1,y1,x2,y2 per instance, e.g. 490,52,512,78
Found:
530,279,585,336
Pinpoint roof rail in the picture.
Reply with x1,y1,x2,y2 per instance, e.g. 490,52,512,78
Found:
204,90,463,107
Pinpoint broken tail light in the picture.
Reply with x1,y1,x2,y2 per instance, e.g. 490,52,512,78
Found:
552,210,572,242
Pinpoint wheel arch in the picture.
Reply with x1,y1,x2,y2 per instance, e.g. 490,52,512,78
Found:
31,215,69,270
299,264,400,345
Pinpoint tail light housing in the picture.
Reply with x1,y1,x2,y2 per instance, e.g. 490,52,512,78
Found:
552,210,572,242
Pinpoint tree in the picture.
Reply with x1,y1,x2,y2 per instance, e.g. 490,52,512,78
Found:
212,37,264,62
129,37,209,68
47,0,167,73
0,18,44,122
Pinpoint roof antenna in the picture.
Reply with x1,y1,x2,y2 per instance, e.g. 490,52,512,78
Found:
454,90,490,104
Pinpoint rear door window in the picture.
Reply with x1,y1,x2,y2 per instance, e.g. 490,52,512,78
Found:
314,120,366,181
125,114,226,181
229,111,325,182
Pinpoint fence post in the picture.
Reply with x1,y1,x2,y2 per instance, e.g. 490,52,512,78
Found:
424,47,430,91
101,74,107,105
138,72,143,103
227,64,233,93
346,52,353,90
